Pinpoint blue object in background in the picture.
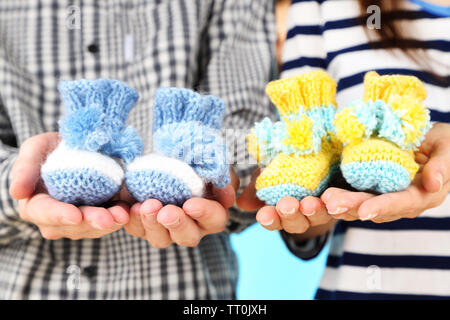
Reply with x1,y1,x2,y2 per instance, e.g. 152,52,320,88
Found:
230,223,329,300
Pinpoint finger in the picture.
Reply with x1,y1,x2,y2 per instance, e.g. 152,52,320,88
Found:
124,202,146,238
10,133,59,199
80,206,116,230
212,184,236,209
107,201,130,226
236,169,266,211
358,186,422,221
299,196,331,226
140,199,173,248
157,205,201,247
421,137,450,193
276,196,310,234
183,198,228,234
23,193,82,226
256,206,282,231
321,188,375,219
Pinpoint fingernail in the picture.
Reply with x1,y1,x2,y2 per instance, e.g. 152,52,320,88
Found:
162,217,180,227
60,217,78,225
159,211,181,227
437,173,443,192
259,218,274,226
89,220,105,230
303,210,316,217
142,212,157,221
185,210,203,219
279,207,296,216
328,207,348,215
361,213,378,221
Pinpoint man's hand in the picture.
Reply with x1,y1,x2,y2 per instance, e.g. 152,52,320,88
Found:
9,132,130,240
124,167,240,248
237,169,335,237
321,122,450,223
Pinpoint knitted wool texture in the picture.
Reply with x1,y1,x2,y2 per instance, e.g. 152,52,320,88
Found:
247,70,342,205
334,71,431,193
41,79,143,205
125,88,230,205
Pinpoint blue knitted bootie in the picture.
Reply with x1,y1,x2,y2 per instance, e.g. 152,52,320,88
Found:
41,79,143,205
125,88,230,206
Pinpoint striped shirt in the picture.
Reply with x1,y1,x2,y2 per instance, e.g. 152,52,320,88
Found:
0,0,275,299
282,0,450,299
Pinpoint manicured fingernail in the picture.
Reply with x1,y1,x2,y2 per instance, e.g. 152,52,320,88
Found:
279,207,296,216
329,207,348,215
437,173,443,192
60,217,78,225
259,218,274,226
361,213,378,221
303,210,316,217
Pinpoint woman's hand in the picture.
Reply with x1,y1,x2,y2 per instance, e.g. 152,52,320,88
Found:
321,122,450,223
10,132,130,240
237,122,450,234
124,167,240,248
237,169,336,237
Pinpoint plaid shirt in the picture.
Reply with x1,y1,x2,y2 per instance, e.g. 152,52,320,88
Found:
0,0,275,299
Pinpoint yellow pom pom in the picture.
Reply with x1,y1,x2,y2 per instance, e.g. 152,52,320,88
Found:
334,107,366,146
387,95,429,147
282,115,314,151
363,71,427,103
265,70,337,116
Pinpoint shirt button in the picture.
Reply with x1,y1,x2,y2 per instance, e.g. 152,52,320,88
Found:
83,265,97,278
87,43,99,54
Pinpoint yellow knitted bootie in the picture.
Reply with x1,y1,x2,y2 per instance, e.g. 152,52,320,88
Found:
334,71,431,193
247,70,342,205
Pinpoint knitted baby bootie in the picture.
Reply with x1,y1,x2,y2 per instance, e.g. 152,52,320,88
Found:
247,70,342,205
41,79,143,205
334,71,431,193
125,88,230,206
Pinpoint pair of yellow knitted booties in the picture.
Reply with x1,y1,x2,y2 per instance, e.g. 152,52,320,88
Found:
248,70,430,205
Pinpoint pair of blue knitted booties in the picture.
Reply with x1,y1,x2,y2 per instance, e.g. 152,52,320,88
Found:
41,79,230,206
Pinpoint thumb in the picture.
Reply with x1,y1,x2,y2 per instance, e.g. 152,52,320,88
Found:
421,137,450,193
10,132,60,199
236,168,266,211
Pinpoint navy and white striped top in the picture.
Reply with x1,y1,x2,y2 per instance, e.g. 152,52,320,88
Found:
282,0,450,299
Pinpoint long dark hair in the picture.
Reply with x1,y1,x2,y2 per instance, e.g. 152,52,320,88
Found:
358,0,448,84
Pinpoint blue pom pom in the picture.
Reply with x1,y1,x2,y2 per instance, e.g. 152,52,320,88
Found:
103,126,144,164
153,121,230,188
57,79,141,161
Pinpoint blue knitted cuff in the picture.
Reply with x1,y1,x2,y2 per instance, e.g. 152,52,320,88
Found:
152,88,225,132
57,79,142,163
153,122,230,188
